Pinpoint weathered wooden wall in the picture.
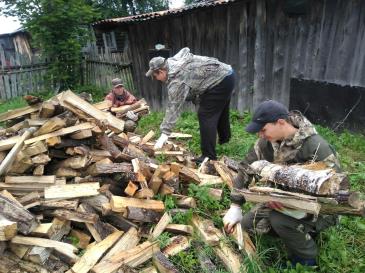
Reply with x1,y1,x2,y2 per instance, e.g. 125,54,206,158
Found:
124,0,365,112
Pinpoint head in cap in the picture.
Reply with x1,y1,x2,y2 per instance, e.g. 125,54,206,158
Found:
145,57,168,82
246,100,294,142
111,78,126,98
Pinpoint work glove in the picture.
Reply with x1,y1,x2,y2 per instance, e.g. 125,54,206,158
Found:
154,133,169,149
126,111,138,121
223,204,243,234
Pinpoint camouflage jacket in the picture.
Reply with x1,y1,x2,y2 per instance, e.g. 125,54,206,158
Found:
231,111,341,205
160,47,232,135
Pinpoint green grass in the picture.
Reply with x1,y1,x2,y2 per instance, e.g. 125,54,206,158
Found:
137,110,365,273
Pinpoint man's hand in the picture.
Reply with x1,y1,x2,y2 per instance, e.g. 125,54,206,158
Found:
223,204,243,234
126,111,138,121
154,133,169,149
266,201,285,211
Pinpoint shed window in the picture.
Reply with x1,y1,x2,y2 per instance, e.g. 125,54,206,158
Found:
102,31,117,51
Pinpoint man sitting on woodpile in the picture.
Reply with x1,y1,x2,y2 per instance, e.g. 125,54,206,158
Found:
105,78,139,132
223,100,341,267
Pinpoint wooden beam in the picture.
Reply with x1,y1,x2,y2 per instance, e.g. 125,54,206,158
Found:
44,183,100,199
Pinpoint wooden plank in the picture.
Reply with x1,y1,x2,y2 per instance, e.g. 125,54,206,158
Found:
24,122,95,145
110,196,165,213
0,103,41,122
5,175,56,184
68,231,124,273
150,212,172,240
44,183,100,199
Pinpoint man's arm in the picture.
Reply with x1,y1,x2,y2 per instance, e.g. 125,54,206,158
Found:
122,90,137,105
160,81,190,135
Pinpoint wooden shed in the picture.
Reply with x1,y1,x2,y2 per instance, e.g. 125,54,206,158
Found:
92,0,365,131
0,30,33,67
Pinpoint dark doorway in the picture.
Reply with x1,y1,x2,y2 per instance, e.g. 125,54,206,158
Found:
289,78,365,132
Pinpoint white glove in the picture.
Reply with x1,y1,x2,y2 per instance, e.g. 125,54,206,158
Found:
154,133,169,149
223,204,243,233
126,111,138,121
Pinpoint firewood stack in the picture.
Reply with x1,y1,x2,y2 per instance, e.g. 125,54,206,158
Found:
0,90,251,273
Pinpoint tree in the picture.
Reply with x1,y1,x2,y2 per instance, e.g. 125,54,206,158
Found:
88,0,169,19
2,0,98,90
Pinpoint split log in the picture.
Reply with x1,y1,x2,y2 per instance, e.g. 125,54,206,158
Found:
111,134,155,157
50,209,99,224
0,103,41,122
162,171,179,192
39,101,55,118
175,196,197,209
125,181,138,196
33,165,44,176
214,161,235,189
165,224,193,236
150,212,172,240
158,184,175,196
0,215,17,241
127,207,162,223
162,235,191,257
44,183,100,199
0,193,38,235
0,135,21,152
18,192,41,205
140,130,155,145
5,175,56,184
153,251,179,273
111,196,165,213
81,194,110,213
168,132,192,139
68,231,124,273
101,213,138,232
46,136,62,147
100,227,140,262
98,134,122,159
0,251,48,273
59,90,124,133
22,141,48,157
58,156,90,169
87,162,132,176
250,160,349,195
31,153,51,165
110,99,145,114
0,127,36,176
140,266,158,273
70,229,91,249
34,117,66,137
70,129,93,139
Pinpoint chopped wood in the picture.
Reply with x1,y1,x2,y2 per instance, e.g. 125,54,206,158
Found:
0,103,41,122
70,129,93,140
162,235,191,257
0,215,17,241
110,99,145,114
55,167,81,177
24,122,95,145
153,251,179,273
158,184,175,196
34,117,66,137
46,136,62,146
168,133,192,139
68,231,124,273
154,151,184,156
0,127,37,176
0,135,21,152
93,100,112,110
87,162,132,176
11,235,78,263
81,194,110,213
59,90,125,133
5,175,56,184
207,188,223,201
98,134,122,159
175,196,197,209
39,101,56,118
44,183,100,199
140,130,155,145
22,141,48,157
24,118,47,127
150,212,172,240
124,181,138,197
140,266,158,273
0,193,38,235
18,191,41,205
111,196,165,213
149,176,163,194
31,153,51,165
165,224,193,235
101,227,140,262
213,161,235,189
58,156,90,169
33,165,44,176
70,229,91,249
50,209,99,223
127,207,162,223
101,213,138,232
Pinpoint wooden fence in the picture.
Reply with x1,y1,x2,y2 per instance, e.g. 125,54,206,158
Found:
0,44,49,100
83,45,136,94
0,43,135,100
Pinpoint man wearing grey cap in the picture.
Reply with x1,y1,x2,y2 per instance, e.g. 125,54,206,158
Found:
146,47,235,163
223,100,341,267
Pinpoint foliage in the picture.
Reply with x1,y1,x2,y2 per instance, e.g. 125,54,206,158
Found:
86,0,169,19
184,0,209,5
2,0,98,90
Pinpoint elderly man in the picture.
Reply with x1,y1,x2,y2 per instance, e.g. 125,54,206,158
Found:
223,100,340,267
146,48,235,163
105,78,139,131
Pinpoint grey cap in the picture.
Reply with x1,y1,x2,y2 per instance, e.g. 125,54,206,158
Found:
145,57,166,77
111,78,124,87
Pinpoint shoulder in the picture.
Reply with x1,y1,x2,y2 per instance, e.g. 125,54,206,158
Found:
299,134,338,162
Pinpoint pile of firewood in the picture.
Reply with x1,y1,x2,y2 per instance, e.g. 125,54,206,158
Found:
0,90,253,273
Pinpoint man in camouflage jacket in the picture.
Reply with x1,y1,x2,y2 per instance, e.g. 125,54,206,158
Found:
146,48,235,162
223,100,340,267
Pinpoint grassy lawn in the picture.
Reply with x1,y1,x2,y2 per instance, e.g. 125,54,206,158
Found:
137,111,365,273
1,92,364,273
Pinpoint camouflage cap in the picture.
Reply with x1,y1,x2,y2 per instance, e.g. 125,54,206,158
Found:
145,57,166,77
111,78,124,87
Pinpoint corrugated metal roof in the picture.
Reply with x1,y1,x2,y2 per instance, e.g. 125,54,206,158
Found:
92,0,238,26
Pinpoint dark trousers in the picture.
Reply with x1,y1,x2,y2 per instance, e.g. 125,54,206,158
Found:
197,71,235,160
242,207,338,259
